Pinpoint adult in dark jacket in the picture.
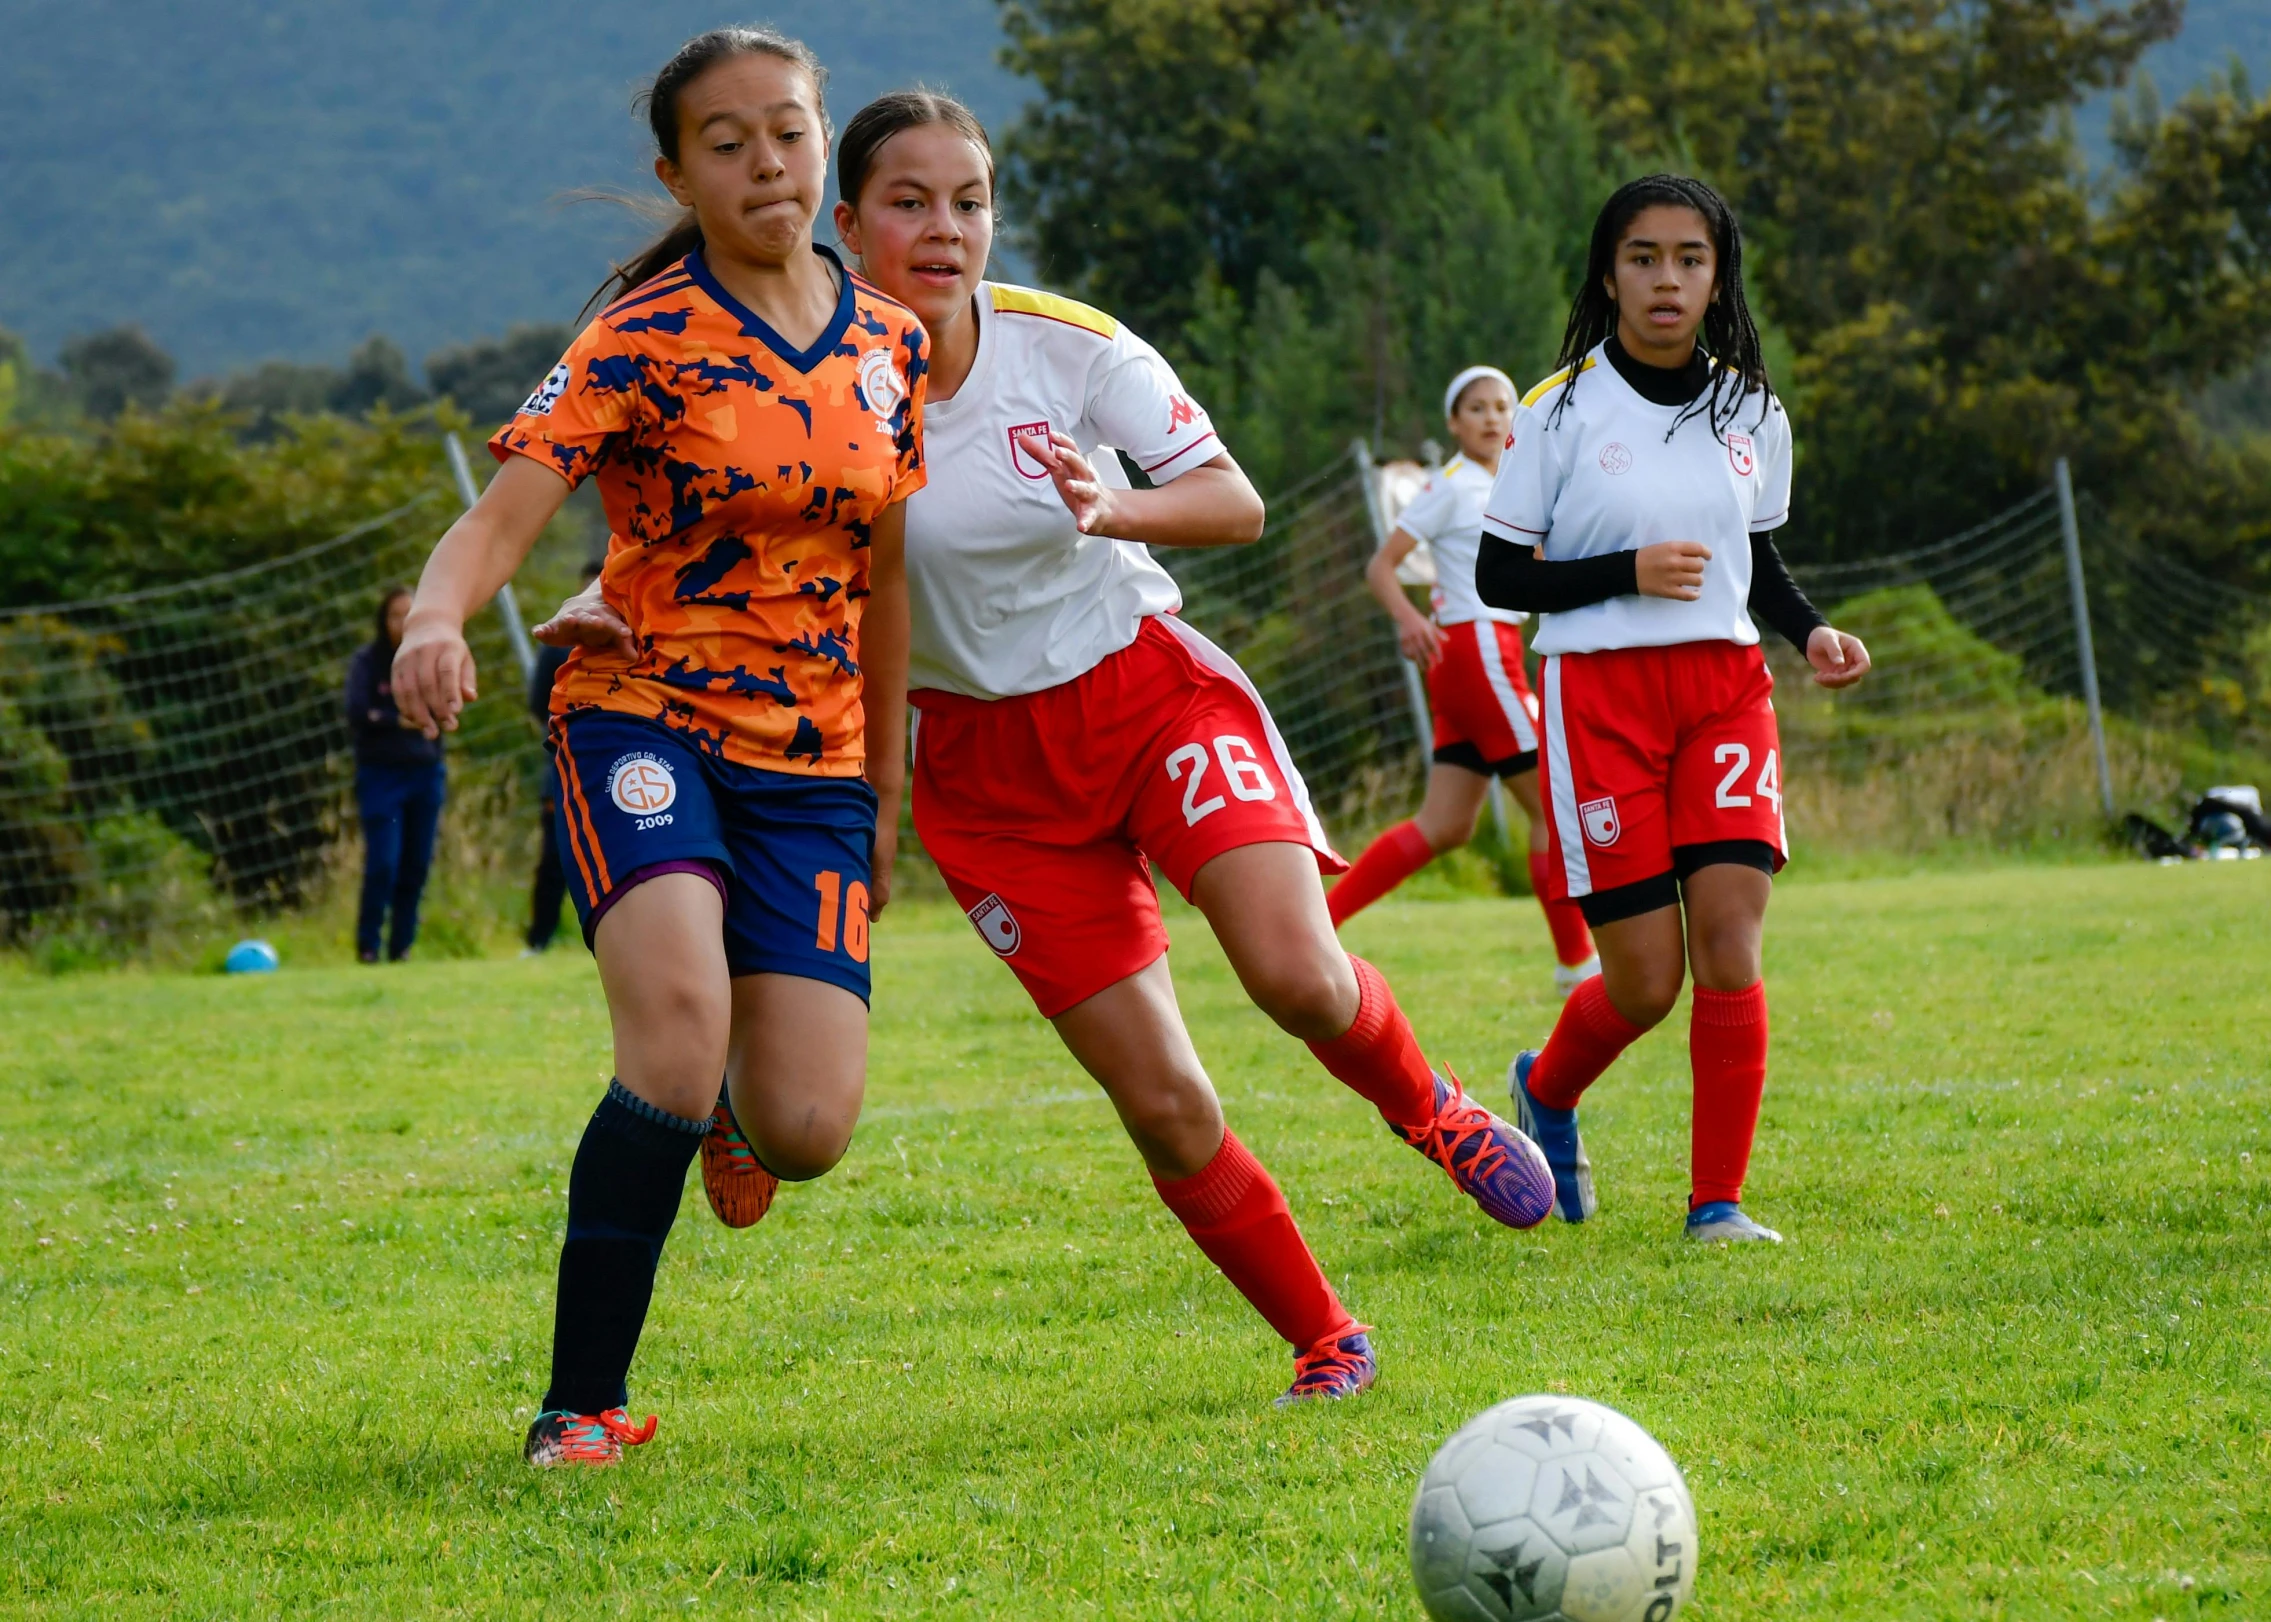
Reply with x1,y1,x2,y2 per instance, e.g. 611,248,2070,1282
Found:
346,585,446,962
523,557,604,953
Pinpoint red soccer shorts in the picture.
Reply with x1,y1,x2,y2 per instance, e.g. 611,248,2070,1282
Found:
1428,618,1541,775
1537,640,1786,915
911,615,1346,1018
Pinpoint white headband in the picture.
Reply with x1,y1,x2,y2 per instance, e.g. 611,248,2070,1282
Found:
1442,365,1515,421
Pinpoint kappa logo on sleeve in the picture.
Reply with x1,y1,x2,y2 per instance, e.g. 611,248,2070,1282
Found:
1166,394,1198,433
1728,433,1755,477
967,893,1022,956
1579,796,1621,847
521,362,571,418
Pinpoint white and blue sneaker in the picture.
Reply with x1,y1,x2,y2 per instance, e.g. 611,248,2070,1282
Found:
1684,1201,1781,1243
1508,1050,1595,1223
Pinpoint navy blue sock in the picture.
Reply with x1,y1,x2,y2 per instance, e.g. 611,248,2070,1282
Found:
540,1080,706,1416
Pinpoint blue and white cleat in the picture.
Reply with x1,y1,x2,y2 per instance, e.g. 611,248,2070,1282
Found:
1392,1072,1555,1230
1684,1201,1782,1243
1509,1050,1596,1223
1276,1329,1377,1407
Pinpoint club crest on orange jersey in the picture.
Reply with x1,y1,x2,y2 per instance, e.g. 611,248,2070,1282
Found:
968,893,1021,955
1008,421,1052,481
1579,796,1620,847
1728,433,1755,477
521,361,570,418
857,347,904,429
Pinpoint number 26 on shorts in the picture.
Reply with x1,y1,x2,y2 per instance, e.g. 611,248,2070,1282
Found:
813,870,870,963
1713,744,1781,810
1165,735,1278,826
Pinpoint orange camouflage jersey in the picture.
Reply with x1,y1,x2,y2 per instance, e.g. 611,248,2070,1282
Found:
492,245,927,776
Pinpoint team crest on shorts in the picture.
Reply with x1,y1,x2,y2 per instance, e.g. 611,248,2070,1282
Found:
1008,421,1053,481
1598,442,1633,475
607,753,678,817
857,347,905,430
967,893,1021,956
520,362,570,418
1579,796,1621,847
1728,433,1755,477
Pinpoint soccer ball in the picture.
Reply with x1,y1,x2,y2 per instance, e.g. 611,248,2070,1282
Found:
1409,1395,1697,1622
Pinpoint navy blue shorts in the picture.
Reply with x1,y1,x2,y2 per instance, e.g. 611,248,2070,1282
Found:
548,710,877,1001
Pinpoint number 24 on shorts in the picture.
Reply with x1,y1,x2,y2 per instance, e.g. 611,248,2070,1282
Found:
813,870,870,963
1165,734,1278,826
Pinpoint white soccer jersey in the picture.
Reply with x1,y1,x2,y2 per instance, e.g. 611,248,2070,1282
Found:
1482,345,1792,656
1389,454,1525,627
904,283,1223,699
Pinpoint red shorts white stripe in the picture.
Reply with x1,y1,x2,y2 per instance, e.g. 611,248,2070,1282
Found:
912,615,1344,1018
1538,641,1786,900
1428,620,1540,766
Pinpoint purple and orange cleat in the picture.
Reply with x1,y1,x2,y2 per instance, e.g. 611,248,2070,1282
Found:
1393,1072,1555,1230
524,1407,658,1468
701,1089,778,1230
1277,1329,1377,1407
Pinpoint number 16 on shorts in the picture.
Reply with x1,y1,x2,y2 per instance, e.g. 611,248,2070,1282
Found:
813,869,870,964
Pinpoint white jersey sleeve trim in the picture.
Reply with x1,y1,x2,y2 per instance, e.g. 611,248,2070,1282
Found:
1140,430,1223,478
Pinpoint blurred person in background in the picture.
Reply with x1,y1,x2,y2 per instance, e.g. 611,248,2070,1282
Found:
345,584,445,963
522,556,605,956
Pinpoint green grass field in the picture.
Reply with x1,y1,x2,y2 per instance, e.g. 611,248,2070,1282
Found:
3,862,2266,1619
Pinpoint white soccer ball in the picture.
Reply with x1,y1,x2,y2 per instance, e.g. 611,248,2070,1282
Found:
1409,1395,1697,1622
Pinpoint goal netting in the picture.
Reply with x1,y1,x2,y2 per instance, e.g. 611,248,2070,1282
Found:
4,450,2264,950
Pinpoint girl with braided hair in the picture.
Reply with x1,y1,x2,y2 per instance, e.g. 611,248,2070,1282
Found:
1475,175,1873,1242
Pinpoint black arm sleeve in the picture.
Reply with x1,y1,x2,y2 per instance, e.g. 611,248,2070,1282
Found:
1474,531,1640,614
344,646,379,738
1747,530,1828,650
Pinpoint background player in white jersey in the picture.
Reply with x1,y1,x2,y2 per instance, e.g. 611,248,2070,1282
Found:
539,92,1556,1406
1473,175,1872,1243
1333,366,1602,994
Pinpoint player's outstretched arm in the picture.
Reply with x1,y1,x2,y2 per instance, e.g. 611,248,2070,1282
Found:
1364,529,1445,666
395,456,571,738
1028,431,1265,550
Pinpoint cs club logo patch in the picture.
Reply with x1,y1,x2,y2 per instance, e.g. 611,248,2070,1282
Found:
520,362,570,418
967,893,1021,956
1008,421,1053,481
857,347,905,429
1598,442,1634,475
1579,796,1621,847
608,753,678,817
1728,433,1755,477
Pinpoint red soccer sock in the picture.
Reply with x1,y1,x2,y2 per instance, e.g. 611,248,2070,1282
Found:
1305,956,1437,1130
1526,974,1646,1110
1527,850,1597,967
1151,1129,1356,1351
1689,982,1769,1209
1327,820,1435,926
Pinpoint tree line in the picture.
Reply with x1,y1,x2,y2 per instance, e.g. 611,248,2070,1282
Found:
999,0,2271,587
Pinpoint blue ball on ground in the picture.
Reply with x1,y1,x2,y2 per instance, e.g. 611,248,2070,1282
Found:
224,939,280,975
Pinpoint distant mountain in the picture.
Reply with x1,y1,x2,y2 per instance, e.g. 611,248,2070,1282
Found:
2,2,2260,383
0,2,1018,378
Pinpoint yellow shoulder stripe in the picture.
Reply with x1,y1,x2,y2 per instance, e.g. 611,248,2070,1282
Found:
991,284,1119,340
1521,356,1595,408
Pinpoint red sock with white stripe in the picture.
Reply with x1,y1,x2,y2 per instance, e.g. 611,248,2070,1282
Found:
1305,956,1437,1130
1527,850,1597,967
1526,975,1646,1109
1151,1129,1357,1351
1327,821,1434,925
1689,982,1769,1208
